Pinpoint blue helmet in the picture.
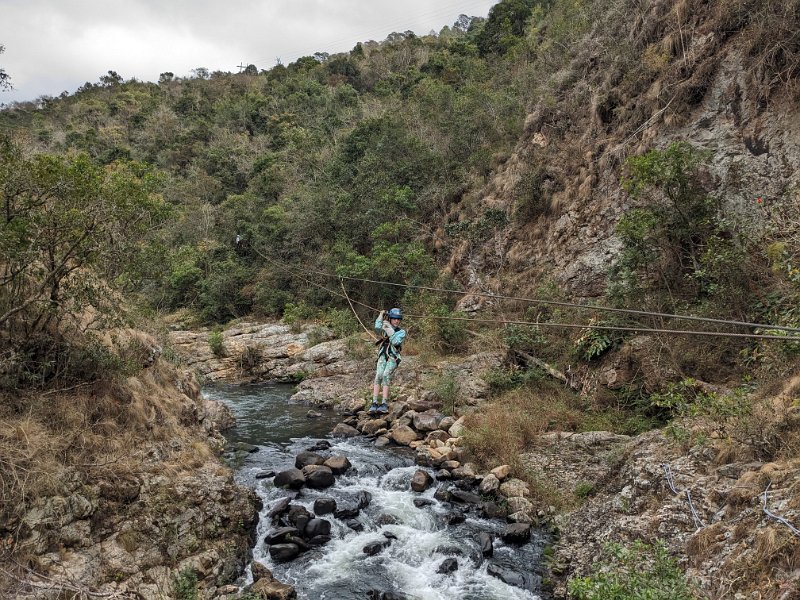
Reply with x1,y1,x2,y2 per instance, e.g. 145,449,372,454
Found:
387,308,403,320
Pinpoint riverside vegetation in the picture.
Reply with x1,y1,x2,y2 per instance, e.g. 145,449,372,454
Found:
2,0,800,597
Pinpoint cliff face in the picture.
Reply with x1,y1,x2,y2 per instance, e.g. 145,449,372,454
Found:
0,332,259,599
451,0,800,298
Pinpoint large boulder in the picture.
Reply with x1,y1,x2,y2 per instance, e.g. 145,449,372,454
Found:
287,505,312,531
479,474,500,495
450,489,482,505
437,558,459,574
499,478,530,498
274,469,305,490
413,412,442,432
251,577,297,599
425,430,450,443
452,463,478,480
361,418,389,435
490,465,512,480
332,423,360,437
268,543,301,562
410,470,434,492
501,523,531,544
390,425,419,446
313,497,337,515
295,451,326,469
304,518,332,538
264,527,300,545
506,496,534,514
324,455,352,475
448,416,467,438
363,539,391,556
267,497,292,519
478,532,494,557
302,465,335,489
486,563,538,592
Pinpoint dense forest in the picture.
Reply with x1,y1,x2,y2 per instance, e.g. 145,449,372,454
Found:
1,4,539,326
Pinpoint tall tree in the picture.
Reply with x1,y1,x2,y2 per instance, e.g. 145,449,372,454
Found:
0,137,168,337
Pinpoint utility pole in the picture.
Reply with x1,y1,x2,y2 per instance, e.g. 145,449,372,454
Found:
237,63,247,73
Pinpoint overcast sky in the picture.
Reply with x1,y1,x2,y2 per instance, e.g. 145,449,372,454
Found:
0,0,497,105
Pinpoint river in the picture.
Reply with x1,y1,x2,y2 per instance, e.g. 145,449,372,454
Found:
203,382,550,600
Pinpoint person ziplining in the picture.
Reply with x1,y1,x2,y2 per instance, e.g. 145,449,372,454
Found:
369,308,406,415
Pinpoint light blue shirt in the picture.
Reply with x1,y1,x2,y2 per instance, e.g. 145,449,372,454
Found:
375,317,406,349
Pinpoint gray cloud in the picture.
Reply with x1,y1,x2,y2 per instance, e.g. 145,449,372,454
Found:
0,0,495,104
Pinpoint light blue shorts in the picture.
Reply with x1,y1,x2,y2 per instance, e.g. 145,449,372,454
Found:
373,355,398,387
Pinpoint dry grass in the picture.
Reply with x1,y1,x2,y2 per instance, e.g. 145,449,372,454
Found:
461,381,585,474
686,522,724,565
0,348,215,562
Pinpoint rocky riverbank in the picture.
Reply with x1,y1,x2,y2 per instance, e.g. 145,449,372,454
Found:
168,322,800,599
1,335,260,600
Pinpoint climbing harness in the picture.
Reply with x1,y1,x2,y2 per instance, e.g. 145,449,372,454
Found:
375,332,402,365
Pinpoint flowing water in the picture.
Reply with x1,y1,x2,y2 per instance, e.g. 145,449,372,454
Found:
205,382,549,600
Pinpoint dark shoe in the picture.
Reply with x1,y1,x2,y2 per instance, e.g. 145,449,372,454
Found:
368,403,379,415
377,403,389,414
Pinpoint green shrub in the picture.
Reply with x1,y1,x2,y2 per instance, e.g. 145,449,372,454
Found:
321,307,359,338
281,301,316,332
573,324,614,361
484,366,542,394
574,481,595,499
208,329,225,357
514,166,550,222
503,324,546,352
173,569,199,600
568,540,696,600
433,371,461,414
430,304,469,354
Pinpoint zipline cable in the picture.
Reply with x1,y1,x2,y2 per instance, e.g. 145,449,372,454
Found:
252,247,800,342
291,264,800,335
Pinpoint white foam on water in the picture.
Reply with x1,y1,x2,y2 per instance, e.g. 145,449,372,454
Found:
241,436,544,599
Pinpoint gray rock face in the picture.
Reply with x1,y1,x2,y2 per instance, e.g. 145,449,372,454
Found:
169,322,365,393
